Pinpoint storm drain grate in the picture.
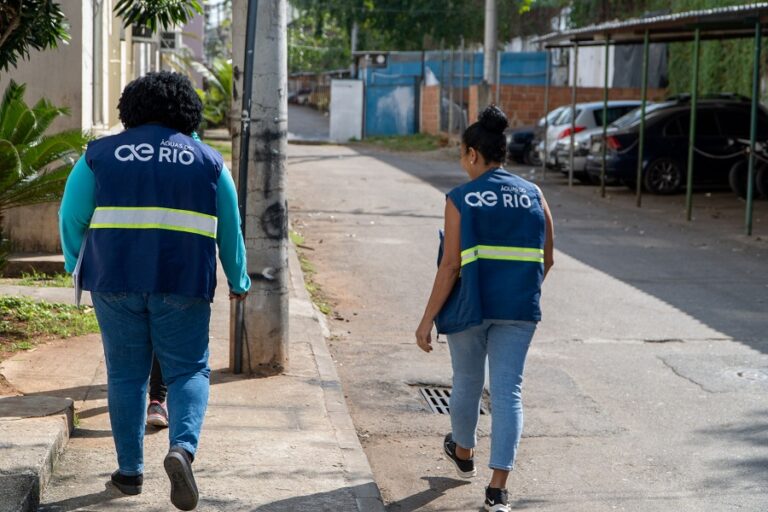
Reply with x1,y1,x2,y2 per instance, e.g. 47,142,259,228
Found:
419,386,488,415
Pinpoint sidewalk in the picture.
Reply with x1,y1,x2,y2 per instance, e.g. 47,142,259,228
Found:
0,245,384,511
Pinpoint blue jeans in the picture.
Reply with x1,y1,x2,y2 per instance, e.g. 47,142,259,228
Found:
92,292,212,476
447,319,536,471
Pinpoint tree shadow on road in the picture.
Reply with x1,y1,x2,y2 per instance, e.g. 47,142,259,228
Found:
696,408,768,490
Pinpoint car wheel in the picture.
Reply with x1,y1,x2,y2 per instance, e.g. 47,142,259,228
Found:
523,145,541,166
754,164,768,199
644,158,683,195
728,159,750,199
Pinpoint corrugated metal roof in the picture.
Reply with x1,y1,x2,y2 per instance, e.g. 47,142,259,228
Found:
535,3,768,47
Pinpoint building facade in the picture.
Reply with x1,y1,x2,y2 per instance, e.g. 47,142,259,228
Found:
0,1,205,253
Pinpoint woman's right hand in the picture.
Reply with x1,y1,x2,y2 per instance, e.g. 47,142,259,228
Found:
415,319,433,353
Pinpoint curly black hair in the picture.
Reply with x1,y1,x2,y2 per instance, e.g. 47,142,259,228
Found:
462,105,509,164
117,71,203,134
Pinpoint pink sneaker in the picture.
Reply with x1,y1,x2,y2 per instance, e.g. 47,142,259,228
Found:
146,400,169,428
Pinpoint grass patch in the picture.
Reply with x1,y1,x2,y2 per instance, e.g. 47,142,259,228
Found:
358,133,449,152
17,271,73,288
204,139,232,161
289,230,305,246
0,296,99,356
290,229,333,316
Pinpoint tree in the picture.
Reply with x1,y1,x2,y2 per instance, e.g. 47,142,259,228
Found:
0,0,69,72
114,0,204,32
287,0,562,64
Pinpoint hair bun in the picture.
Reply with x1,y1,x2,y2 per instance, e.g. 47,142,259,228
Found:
478,105,508,133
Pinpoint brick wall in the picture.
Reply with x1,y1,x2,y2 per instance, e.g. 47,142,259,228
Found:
420,85,441,135
467,85,668,128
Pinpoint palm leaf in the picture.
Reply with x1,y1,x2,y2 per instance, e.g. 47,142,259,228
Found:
0,98,30,141
27,97,69,143
20,129,89,173
0,81,87,214
0,81,25,124
0,162,73,212
0,139,22,191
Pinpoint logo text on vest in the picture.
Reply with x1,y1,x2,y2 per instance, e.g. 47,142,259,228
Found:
464,190,533,209
114,142,196,165
465,191,498,207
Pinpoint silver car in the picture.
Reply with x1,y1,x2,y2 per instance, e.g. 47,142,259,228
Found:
541,101,643,171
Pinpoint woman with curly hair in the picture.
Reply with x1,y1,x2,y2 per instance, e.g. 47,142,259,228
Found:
59,71,250,510
416,105,554,512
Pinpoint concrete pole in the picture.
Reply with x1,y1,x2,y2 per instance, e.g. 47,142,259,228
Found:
245,0,289,375
351,21,359,54
233,0,289,375
483,0,497,84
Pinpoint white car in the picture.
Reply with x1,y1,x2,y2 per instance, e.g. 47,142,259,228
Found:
540,101,644,170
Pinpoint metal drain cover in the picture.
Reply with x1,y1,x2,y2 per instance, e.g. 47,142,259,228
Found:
419,386,488,415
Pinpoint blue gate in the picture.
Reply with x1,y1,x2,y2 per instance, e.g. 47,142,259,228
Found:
364,74,419,137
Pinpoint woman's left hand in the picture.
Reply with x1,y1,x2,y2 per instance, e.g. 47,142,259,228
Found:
415,320,434,353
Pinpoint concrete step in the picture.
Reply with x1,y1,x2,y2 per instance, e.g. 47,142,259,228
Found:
0,396,74,512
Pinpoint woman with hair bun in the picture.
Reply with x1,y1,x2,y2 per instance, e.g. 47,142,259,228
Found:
415,105,554,512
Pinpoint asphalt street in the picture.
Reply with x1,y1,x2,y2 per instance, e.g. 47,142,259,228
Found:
286,141,768,512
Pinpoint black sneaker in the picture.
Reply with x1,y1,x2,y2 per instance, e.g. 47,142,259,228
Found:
485,487,510,512
442,433,476,478
164,446,199,510
110,470,143,495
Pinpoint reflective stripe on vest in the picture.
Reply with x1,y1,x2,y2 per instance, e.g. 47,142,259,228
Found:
89,207,217,238
461,244,544,266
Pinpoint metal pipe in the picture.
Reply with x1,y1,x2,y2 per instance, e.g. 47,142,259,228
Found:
542,49,550,180
746,20,762,236
685,28,700,220
636,30,650,207
459,38,465,133
495,50,501,105
449,48,454,137
569,42,578,188
233,0,260,374
600,36,610,198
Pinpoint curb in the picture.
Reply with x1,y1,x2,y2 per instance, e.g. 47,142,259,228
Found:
287,243,387,512
0,396,74,512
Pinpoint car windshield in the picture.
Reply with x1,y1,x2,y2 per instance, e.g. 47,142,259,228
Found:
541,107,564,126
611,102,671,129
555,107,580,125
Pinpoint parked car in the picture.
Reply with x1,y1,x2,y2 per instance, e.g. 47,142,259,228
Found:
506,127,538,165
288,87,312,105
585,96,768,194
508,107,566,166
541,101,642,170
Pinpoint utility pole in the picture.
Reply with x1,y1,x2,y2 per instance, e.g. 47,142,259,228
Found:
483,0,497,85
230,0,289,375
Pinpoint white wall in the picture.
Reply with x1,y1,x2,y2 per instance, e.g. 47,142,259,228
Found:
569,45,616,88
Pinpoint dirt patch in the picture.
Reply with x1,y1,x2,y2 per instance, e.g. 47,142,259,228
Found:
0,372,19,395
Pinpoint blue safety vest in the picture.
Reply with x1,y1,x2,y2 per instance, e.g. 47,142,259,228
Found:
435,168,546,334
81,124,223,301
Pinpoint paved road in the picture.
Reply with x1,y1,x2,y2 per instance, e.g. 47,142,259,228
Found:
288,104,329,142
286,143,768,511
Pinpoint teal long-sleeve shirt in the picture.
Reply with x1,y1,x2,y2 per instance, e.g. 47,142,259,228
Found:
59,156,251,294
